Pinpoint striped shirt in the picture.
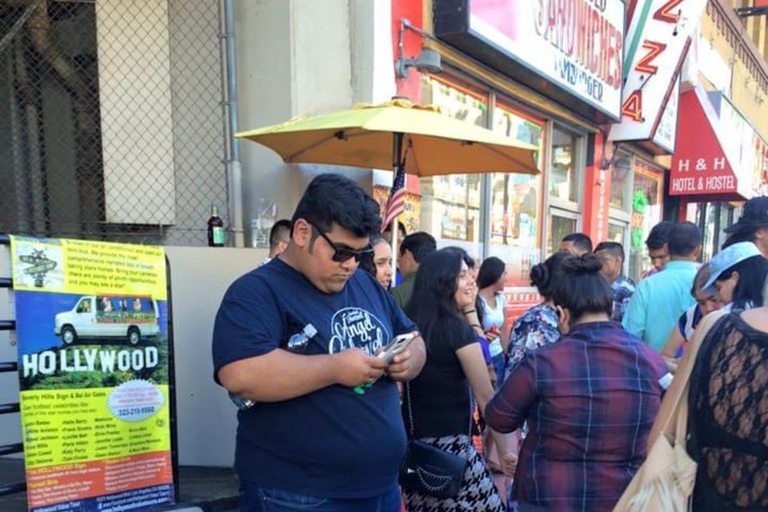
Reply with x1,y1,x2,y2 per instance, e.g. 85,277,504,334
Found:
485,321,668,512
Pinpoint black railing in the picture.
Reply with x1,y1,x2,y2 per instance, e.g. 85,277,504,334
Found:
0,235,26,498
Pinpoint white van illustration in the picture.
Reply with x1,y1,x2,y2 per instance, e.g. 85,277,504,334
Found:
54,295,160,345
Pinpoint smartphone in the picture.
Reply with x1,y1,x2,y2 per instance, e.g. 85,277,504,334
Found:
378,331,418,363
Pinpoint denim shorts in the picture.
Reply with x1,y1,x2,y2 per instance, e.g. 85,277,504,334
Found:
239,481,401,512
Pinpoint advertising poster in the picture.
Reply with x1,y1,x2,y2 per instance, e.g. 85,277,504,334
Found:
10,236,173,512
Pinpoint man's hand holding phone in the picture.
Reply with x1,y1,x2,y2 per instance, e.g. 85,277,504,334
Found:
333,349,389,388
381,331,425,382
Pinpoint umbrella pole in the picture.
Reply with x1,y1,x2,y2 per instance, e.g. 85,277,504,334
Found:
391,133,404,280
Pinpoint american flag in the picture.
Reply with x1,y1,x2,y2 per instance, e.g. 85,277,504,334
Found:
381,165,406,232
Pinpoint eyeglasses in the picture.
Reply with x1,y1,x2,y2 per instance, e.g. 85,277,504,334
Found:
307,221,374,263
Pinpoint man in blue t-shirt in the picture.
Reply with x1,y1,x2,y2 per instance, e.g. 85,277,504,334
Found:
212,174,426,512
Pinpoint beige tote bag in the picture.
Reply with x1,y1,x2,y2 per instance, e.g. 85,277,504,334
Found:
612,310,727,512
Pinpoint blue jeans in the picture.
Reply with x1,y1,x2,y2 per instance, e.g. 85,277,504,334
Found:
239,481,401,512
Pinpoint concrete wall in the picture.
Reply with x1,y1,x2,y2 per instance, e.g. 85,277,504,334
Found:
235,0,396,241
97,0,177,225
165,0,228,246
165,246,267,467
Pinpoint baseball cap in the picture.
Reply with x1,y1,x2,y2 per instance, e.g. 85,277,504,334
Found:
724,196,768,233
702,242,762,294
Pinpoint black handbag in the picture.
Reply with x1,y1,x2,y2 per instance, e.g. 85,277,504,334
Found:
398,383,469,499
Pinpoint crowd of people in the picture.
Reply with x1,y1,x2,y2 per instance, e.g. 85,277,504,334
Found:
212,174,767,512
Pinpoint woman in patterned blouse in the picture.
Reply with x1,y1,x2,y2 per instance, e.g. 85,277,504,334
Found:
504,251,570,378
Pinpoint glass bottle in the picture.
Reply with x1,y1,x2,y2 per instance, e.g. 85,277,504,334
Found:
207,205,225,247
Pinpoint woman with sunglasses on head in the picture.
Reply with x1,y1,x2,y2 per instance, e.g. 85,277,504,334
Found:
402,249,515,512
486,255,667,512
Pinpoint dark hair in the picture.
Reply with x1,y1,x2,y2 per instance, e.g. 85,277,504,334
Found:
594,241,625,263
400,232,437,263
722,228,756,249
562,233,593,253
667,222,702,257
645,221,676,251
530,252,571,300
384,221,408,238
477,257,506,289
291,174,381,237
443,246,483,323
443,246,473,268
405,249,471,349
715,254,768,309
553,254,613,321
691,263,712,296
269,219,292,249
358,234,388,281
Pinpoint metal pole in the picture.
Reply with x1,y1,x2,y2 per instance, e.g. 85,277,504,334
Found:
391,133,404,277
224,0,245,247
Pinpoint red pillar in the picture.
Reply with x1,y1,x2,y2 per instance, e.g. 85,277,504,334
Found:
582,132,613,244
391,0,424,102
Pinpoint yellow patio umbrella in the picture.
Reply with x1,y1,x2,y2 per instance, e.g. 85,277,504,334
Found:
236,99,540,273
235,99,539,176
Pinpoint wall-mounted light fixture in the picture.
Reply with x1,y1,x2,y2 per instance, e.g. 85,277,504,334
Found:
736,6,768,17
395,18,443,79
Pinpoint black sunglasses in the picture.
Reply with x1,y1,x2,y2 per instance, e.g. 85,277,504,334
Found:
307,221,374,263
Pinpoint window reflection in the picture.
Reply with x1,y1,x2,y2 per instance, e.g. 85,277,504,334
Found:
628,161,663,282
487,102,544,287
550,127,578,203
547,215,576,256
610,153,632,210
419,75,487,249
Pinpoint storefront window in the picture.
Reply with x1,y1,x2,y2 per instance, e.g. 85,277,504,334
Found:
610,153,632,210
607,223,626,244
549,127,579,203
419,75,487,254
628,160,663,282
692,202,735,258
547,213,577,255
487,101,544,286
702,205,718,262
719,205,734,250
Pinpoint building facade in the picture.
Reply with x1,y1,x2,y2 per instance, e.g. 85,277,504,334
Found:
3,0,768,311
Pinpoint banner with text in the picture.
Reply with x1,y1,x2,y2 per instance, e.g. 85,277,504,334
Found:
468,0,625,119
10,236,173,512
610,0,707,150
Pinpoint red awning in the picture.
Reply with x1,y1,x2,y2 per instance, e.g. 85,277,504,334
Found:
669,85,751,201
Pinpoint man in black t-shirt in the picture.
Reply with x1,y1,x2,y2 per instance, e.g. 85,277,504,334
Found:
212,174,426,512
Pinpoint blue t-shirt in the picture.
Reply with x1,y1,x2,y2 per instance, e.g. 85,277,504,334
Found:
212,258,417,498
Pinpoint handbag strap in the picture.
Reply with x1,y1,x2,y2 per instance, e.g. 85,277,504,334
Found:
404,381,474,439
656,310,727,443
